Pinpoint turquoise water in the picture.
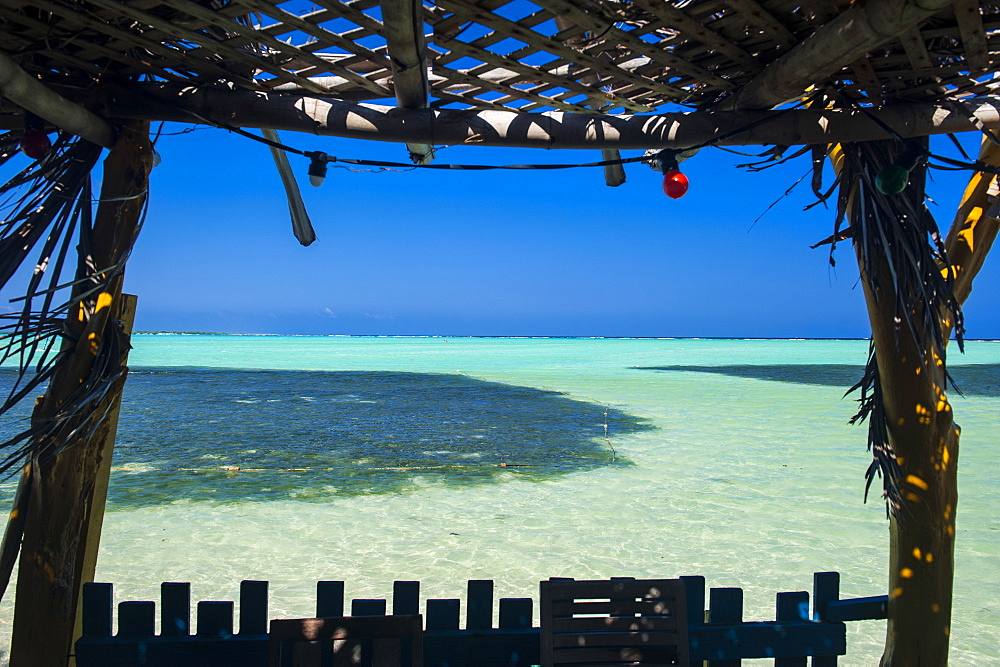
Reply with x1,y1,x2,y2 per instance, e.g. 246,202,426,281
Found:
1,336,998,664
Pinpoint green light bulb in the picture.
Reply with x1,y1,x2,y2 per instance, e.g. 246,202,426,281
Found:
876,164,910,195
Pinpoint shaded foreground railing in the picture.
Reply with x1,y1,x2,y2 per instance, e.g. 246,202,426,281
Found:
74,571,887,666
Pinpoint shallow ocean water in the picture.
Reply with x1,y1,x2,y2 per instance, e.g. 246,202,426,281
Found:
0,336,997,664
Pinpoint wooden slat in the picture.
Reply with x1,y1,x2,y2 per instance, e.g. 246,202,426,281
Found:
432,19,656,112
899,28,934,70
80,0,335,94
426,599,461,631
724,0,798,50
436,0,689,101
774,591,809,667
550,616,680,633
498,598,533,629
551,631,681,649
317,581,346,618
23,0,254,86
849,56,883,105
117,601,155,638
160,582,191,637
708,588,743,667
394,580,421,616
812,573,840,667
550,598,682,618
630,0,761,72
352,598,388,616
467,580,494,630
954,0,989,72
532,0,735,90
196,601,234,636
81,583,113,638
269,615,424,667
239,580,268,635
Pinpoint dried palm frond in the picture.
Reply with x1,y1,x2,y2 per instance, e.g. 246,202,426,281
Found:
836,139,963,514
0,133,131,476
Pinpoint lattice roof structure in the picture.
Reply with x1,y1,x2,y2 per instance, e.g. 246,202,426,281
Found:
3,0,1000,156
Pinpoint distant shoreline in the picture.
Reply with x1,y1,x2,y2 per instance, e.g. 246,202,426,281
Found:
132,332,1000,342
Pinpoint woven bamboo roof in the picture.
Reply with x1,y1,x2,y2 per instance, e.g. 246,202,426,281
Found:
2,0,999,130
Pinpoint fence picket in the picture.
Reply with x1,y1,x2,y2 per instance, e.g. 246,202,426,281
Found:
161,582,190,636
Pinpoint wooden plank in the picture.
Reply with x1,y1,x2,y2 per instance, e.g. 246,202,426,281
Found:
849,56,883,105
954,0,989,71
426,599,461,631
825,595,888,622
76,636,269,666
197,601,234,637
394,580,421,616
899,28,934,69
117,601,155,638
239,580,268,635
317,580,345,618
812,572,840,622
467,580,493,630
708,587,743,667
161,582,191,637
774,591,809,667
81,583,113,638
552,630,682,648
550,616,679,633
687,621,845,661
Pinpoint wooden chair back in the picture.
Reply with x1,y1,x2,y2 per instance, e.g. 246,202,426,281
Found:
540,579,689,666
268,614,423,667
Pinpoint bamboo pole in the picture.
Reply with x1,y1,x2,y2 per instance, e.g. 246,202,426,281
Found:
380,0,434,164
96,85,1000,149
0,51,115,148
9,121,152,667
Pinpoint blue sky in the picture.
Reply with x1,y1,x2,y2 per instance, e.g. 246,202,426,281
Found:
9,125,1000,338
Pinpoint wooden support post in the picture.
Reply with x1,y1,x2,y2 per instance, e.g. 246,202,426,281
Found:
845,138,1000,665
9,121,152,667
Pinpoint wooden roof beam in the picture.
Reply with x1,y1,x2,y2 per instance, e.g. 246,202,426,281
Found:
96,86,1000,150
722,0,955,110
0,50,115,148
380,0,435,164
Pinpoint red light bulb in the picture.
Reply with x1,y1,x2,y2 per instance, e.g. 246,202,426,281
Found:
662,169,689,199
21,128,51,160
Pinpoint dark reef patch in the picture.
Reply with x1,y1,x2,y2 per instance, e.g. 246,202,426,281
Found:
0,368,650,507
636,363,1000,396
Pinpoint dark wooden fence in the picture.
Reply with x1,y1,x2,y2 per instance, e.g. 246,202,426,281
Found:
74,571,887,666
